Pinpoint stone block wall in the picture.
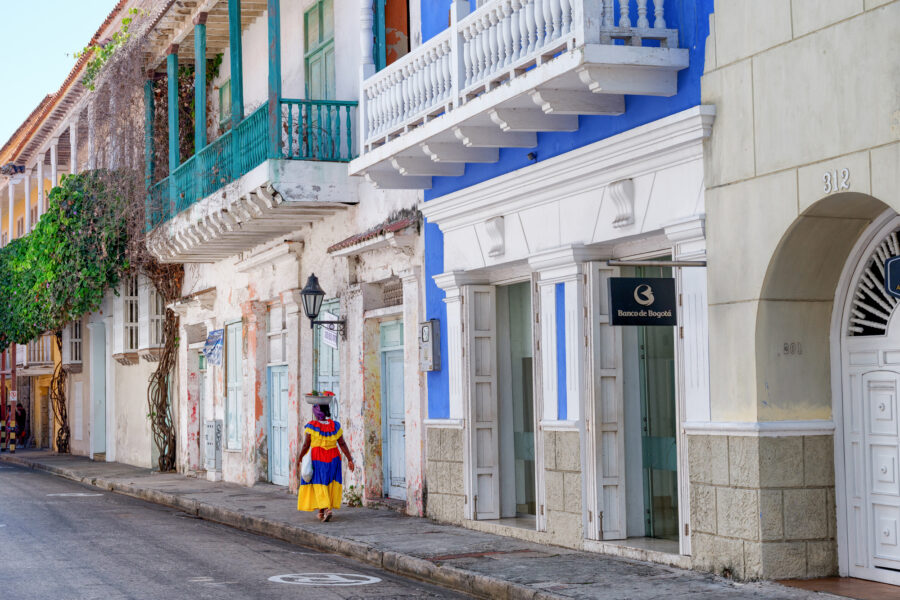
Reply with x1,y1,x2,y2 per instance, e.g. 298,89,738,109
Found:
689,434,836,580
544,430,583,545
425,426,465,524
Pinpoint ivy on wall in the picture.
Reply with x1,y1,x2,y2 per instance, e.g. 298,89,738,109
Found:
0,172,127,351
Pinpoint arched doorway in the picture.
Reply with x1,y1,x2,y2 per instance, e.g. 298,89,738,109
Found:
834,210,900,585
754,192,894,582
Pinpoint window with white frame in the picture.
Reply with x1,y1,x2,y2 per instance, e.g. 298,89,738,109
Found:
225,321,243,450
267,304,287,366
30,205,38,227
16,217,24,238
149,286,165,347
1,232,7,246
124,275,139,352
69,321,82,364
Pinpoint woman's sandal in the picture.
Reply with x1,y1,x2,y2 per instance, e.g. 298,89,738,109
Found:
323,509,333,522
317,510,325,521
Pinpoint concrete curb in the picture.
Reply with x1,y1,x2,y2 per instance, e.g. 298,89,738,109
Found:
1,454,565,600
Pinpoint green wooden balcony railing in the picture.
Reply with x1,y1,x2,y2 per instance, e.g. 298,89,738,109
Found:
146,98,357,231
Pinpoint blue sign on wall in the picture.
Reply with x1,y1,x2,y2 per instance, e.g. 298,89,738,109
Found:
609,278,678,326
203,329,224,366
885,256,900,299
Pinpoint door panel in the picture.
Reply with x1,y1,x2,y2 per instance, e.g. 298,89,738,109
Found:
381,320,406,500
466,286,499,520
268,366,289,486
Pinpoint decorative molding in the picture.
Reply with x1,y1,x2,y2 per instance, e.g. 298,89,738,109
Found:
432,271,489,293
539,419,579,432
113,352,139,366
235,241,304,272
419,106,715,232
329,231,416,258
423,418,465,429
682,420,835,437
528,244,606,282
483,216,505,257
609,179,635,228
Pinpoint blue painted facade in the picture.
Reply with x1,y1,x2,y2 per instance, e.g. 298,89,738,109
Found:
424,0,715,418
555,283,567,421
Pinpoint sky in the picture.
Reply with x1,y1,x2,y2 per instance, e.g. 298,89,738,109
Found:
0,0,120,147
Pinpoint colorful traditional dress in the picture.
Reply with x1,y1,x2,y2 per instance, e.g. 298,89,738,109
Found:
297,419,344,511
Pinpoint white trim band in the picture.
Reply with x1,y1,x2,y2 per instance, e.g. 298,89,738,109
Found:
423,418,465,429
682,420,835,437
539,419,579,432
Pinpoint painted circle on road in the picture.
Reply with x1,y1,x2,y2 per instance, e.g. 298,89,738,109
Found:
46,493,104,497
268,573,382,586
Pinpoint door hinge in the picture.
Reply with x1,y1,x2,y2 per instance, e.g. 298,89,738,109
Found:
584,334,589,347
679,326,684,339
464,495,467,504
679,293,682,306
540,504,544,516
684,523,690,536
536,339,540,351
535,312,540,323
588,510,593,522
599,511,603,532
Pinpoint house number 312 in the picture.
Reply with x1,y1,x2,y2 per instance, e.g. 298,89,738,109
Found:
823,168,850,194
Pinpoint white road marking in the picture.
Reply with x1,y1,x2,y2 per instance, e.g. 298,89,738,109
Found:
46,493,104,497
269,573,382,586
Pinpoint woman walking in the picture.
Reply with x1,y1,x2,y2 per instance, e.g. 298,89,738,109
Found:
297,400,354,521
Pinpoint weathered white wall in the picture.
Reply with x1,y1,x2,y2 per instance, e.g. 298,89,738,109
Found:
702,0,900,422
113,360,155,468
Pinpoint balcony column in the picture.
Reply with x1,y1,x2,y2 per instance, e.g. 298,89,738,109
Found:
448,1,471,110
7,180,14,242
167,45,180,173
87,101,96,171
167,45,180,222
69,118,79,174
23,168,31,234
194,13,208,152
36,155,45,221
144,76,155,189
266,0,282,159
358,0,375,154
228,0,244,126
49,138,59,188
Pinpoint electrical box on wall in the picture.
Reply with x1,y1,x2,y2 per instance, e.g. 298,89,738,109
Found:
419,319,441,372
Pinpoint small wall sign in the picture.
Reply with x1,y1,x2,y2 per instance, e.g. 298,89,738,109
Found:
608,277,677,326
885,256,900,299
203,329,224,366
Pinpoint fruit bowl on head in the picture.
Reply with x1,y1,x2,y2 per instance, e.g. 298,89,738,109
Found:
305,391,336,405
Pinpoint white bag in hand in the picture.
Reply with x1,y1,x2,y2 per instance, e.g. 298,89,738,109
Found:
301,453,313,483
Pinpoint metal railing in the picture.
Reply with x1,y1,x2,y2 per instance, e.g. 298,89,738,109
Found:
147,98,357,230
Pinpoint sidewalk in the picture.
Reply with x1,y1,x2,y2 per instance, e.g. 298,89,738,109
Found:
1,450,841,600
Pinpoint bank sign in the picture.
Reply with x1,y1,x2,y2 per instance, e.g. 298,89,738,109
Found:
886,256,900,299
608,277,677,326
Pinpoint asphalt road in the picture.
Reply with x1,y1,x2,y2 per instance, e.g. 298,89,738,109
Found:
0,463,470,600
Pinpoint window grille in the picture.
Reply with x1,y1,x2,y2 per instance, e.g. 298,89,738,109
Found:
30,206,38,227
149,287,165,347
124,275,139,352
267,304,287,366
70,321,82,363
16,217,24,238
383,278,403,306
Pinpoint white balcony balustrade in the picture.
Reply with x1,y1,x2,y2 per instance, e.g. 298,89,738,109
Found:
351,0,687,189
16,334,55,374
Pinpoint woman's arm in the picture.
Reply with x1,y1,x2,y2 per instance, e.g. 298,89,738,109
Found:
297,433,311,464
337,437,355,472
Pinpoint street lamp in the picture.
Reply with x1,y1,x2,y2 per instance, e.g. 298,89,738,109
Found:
301,274,346,339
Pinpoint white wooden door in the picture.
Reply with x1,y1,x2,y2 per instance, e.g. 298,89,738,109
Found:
225,322,242,450
90,322,107,456
585,263,626,540
268,365,290,486
383,347,406,499
466,286,500,520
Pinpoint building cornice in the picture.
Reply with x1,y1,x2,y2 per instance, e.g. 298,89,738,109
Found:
420,105,715,232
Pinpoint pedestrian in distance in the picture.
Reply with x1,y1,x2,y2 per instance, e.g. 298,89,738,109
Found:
297,396,354,522
14,403,27,449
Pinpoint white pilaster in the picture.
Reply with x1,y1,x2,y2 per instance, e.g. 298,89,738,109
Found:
7,180,15,241
23,169,31,234
36,156,45,220
50,139,59,187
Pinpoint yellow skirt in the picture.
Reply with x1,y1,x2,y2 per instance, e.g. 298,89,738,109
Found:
297,481,342,511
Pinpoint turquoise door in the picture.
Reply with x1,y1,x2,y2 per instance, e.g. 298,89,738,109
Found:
381,320,406,500
268,365,289,486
